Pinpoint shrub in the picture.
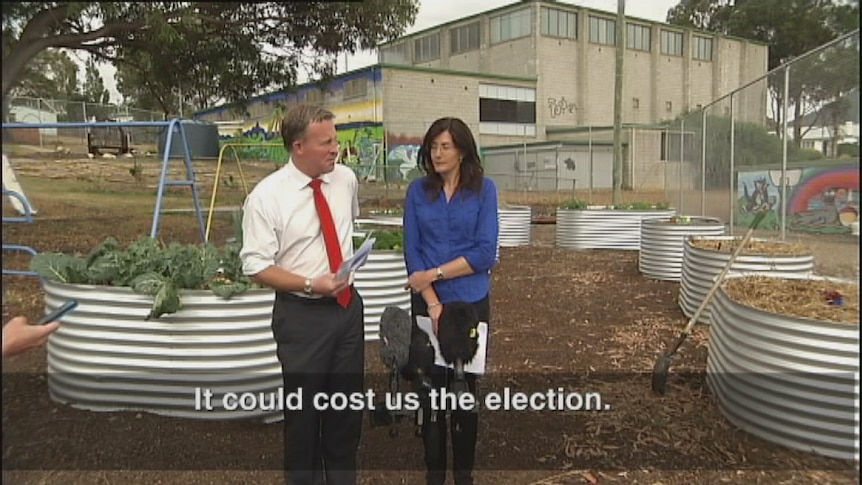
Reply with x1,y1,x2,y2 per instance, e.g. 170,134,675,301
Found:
30,237,253,320
559,199,589,210
354,229,404,251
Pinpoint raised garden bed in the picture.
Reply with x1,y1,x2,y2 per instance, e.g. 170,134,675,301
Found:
707,273,859,460
43,280,282,421
498,204,531,247
352,226,410,341
639,216,726,281
555,200,675,250
679,236,815,324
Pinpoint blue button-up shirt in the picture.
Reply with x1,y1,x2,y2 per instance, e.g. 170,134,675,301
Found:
404,177,499,304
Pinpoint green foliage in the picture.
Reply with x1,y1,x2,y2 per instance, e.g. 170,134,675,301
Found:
838,143,859,158
670,114,827,189
9,48,79,100
3,2,419,117
559,199,589,210
666,0,859,145
30,237,255,320
612,202,664,211
353,229,404,251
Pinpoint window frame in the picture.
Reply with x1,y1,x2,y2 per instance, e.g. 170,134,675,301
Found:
692,35,713,61
660,29,683,56
450,21,481,55
541,7,578,40
490,8,534,45
413,32,441,63
626,23,651,52
589,16,616,46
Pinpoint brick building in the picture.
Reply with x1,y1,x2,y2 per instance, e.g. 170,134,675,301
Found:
195,0,767,190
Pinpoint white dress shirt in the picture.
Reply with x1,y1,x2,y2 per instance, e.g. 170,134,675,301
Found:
240,160,359,292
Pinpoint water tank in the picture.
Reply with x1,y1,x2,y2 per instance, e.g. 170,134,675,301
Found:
157,120,220,159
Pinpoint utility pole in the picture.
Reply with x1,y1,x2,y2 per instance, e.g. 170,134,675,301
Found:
612,0,625,205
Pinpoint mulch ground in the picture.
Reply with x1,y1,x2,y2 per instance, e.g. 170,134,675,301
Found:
1,157,859,485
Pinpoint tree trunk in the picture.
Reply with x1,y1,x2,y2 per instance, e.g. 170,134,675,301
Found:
792,93,803,149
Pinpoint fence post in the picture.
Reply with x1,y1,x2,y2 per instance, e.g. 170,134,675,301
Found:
701,110,707,216
780,65,790,241
729,92,735,236
588,125,593,204
679,119,684,213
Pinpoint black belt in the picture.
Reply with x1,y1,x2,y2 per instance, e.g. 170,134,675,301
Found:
276,286,354,306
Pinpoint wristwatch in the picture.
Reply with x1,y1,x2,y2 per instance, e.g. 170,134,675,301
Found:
303,278,314,295
436,267,445,280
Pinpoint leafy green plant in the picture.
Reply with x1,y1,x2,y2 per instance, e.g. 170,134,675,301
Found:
611,201,670,210
369,208,404,216
353,229,404,251
30,237,254,320
559,199,589,210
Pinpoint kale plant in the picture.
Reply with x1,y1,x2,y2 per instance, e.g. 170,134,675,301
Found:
30,237,255,320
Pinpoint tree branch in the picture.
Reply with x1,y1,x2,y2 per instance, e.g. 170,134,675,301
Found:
18,4,73,42
47,19,147,50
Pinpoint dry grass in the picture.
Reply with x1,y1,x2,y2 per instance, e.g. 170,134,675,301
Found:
690,238,811,256
724,276,859,324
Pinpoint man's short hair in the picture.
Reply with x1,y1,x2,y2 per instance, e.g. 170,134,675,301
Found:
281,104,335,149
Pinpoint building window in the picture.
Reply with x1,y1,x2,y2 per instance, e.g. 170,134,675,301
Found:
343,78,368,100
626,23,651,51
450,22,480,54
693,36,713,61
305,89,324,105
661,30,683,56
665,101,673,112
490,8,533,44
478,83,537,136
589,16,616,46
632,98,640,109
414,33,440,63
541,7,577,39
380,43,409,64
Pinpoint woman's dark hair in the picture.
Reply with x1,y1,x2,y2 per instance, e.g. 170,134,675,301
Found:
417,117,484,199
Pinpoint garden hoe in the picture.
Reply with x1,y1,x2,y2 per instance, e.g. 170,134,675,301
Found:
651,209,767,395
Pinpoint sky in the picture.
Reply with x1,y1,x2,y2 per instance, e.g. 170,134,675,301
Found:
94,0,680,105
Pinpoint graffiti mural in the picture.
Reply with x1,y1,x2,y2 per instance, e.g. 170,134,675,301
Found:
337,123,384,180
386,133,423,183
737,164,860,234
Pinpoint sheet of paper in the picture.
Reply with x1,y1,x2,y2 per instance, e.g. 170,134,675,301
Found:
416,316,488,375
336,237,375,280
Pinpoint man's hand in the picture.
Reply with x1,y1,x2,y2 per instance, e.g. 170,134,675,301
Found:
2,316,61,358
312,272,351,298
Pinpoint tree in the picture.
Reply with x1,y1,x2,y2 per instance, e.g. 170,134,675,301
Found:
666,0,859,146
1,2,419,120
82,57,109,105
9,48,79,100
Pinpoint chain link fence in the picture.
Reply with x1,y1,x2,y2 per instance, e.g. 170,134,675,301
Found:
5,96,165,154
665,29,860,238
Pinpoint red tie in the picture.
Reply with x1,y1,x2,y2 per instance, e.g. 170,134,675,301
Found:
310,178,352,308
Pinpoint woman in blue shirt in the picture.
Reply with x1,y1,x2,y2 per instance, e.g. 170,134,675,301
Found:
403,117,499,485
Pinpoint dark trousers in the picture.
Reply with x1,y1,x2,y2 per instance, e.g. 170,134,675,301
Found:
272,290,365,485
411,294,490,485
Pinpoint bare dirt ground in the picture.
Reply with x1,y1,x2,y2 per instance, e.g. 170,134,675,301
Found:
2,155,860,485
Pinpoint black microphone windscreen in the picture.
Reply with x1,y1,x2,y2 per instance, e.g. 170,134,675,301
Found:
437,301,480,364
379,306,412,370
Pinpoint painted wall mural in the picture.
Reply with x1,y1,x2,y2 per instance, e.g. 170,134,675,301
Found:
385,133,423,182
737,164,860,234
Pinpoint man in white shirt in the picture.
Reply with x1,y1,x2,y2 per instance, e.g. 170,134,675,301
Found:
240,104,364,485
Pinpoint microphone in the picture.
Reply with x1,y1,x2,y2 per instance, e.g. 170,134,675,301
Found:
380,306,412,371
372,306,414,433
437,302,480,402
